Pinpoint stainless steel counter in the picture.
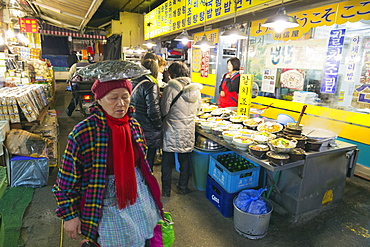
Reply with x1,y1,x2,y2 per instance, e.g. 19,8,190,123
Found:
196,127,357,172
196,126,359,222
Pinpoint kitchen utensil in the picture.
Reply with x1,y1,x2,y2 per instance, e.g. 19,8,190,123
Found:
302,127,338,146
266,151,290,165
289,148,306,162
195,136,223,150
260,103,273,111
305,138,323,151
249,144,269,159
296,105,307,127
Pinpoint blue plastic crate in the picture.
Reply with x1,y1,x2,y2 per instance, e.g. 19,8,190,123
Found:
208,151,260,193
206,175,239,217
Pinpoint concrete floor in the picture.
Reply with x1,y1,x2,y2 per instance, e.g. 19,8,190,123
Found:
20,81,370,247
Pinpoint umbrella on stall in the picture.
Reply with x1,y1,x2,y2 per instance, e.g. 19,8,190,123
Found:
75,60,150,82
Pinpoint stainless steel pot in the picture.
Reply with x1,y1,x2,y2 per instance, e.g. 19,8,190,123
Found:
195,136,223,150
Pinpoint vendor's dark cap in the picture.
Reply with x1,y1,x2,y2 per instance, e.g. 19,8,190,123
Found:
91,79,132,100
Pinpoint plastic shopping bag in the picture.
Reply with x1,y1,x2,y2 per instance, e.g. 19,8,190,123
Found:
234,187,268,215
150,212,175,247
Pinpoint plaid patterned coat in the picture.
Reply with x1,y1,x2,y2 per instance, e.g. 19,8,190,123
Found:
52,102,163,242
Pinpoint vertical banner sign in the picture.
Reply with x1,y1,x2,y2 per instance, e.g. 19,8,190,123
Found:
200,50,210,77
261,68,277,93
237,74,253,116
345,35,362,83
19,18,39,33
338,35,362,106
321,29,346,94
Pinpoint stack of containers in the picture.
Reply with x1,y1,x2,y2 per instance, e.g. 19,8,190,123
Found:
206,151,261,217
30,110,59,168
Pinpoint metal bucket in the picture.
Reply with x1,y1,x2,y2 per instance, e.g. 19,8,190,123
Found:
233,197,273,239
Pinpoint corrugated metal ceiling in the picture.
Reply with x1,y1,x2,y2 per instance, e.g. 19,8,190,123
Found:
20,0,163,33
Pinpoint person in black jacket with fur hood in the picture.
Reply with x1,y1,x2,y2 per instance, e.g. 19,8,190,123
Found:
130,59,162,170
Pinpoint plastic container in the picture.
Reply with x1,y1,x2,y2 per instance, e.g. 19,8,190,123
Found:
10,155,49,188
191,147,225,191
206,175,238,217
233,197,273,239
208,151,261,193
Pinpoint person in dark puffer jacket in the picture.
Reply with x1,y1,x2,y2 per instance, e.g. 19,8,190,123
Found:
130,59,162,170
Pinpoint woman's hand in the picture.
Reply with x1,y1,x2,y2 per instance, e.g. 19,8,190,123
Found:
64,217,82,239
220,91,225,97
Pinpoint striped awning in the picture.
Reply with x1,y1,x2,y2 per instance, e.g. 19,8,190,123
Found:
40,24,106,40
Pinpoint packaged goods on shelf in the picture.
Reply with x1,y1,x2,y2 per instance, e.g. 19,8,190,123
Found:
28,59,52,79
5,93,20,123
0,84,50,123
5,129,51,158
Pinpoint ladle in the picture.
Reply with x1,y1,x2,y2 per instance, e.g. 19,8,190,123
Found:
296,105,307,128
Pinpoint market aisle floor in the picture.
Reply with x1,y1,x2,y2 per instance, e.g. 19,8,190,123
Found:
19,81,370,247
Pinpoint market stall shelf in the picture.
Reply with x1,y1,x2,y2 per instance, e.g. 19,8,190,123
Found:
196,127,305,172
196,126,359,222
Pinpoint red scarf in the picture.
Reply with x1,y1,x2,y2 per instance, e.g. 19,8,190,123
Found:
105,111,137,209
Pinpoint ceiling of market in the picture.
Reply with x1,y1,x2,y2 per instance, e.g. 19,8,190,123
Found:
7,0,349,36
8,0,165,33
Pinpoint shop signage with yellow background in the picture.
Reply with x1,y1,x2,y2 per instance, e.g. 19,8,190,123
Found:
144,0,277,39
251,0,370,41
237,74,253,116
191,29,219,97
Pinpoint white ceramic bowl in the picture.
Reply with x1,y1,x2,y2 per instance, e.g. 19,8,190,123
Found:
222,130,240,144
252,131,276,144
243,118,265,128
207,117,223,122
201,122,218,133
228,124,243,130
237,129,256,137
232,136,254,151
268,138,297,153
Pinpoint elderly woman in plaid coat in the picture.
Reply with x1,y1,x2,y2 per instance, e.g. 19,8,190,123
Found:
53,78,163,247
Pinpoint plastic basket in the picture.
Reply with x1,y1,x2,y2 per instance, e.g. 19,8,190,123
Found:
208,151,260,193
206,175,239,217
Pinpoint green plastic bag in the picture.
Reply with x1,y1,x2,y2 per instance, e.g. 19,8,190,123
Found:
150,212,175,247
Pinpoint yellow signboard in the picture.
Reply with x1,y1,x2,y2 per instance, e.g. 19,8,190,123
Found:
237,74,253,116
144,0,276,39
251,0,370,41
191,29,219,97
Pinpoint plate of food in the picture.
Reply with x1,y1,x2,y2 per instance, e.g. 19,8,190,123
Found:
201,104,218,113
280,70,304,90
232,136,254,151
257,122,283,133
211,108,230,116
252,131,276,144
230,115,249,124
243,118,265,129
268,138,297,153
